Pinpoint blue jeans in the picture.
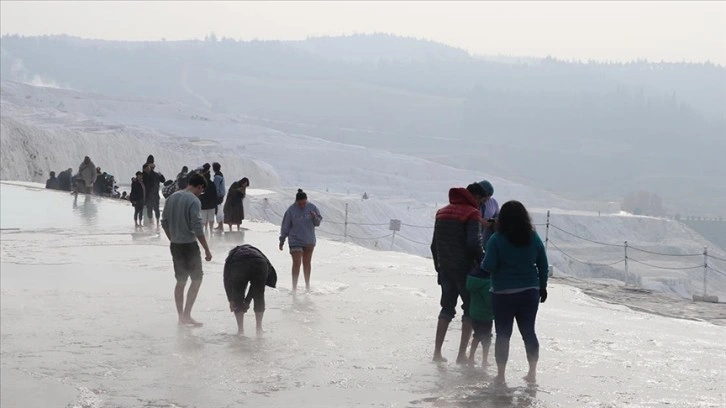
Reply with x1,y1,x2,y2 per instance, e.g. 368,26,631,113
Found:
492,289,540,365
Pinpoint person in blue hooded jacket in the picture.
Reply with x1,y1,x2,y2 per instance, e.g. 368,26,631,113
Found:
478,180,499,249
279,189,322,292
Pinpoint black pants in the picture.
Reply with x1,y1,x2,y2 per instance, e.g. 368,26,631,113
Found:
146,193,160,221
492,289,540,365
134,203,144,222
225,258,269,313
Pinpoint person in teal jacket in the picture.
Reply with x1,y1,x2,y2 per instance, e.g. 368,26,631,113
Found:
466,267,493,366
482,200,548,385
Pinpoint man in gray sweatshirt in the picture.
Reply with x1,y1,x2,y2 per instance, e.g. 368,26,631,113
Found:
161,173,213,326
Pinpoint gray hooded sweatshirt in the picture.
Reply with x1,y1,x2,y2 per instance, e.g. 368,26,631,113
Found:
279,202,322,248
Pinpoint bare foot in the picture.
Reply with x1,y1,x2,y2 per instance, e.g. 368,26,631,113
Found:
455,354,469,365
523,372,537,384
494,374,506,385
179,317,203,327
256,328,264,337
432,354,447,363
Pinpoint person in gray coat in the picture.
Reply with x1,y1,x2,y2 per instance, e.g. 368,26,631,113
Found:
77,156,96,194
279,189,322,292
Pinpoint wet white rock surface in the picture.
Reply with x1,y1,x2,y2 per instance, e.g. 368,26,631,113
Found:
2,183,725,407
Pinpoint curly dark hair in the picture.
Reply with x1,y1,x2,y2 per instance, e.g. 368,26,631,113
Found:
497,200,533,247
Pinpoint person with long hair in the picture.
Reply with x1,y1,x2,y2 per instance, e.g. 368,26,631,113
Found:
481,200,548,384
223,177,249,231
279,189,322,292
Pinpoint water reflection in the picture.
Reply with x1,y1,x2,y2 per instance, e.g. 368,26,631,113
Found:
415,365,541,408
72,193,98,226
292,291,318,313
217,229,245,244
176,325,205,352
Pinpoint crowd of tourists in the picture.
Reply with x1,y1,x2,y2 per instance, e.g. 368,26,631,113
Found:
45,157,548,385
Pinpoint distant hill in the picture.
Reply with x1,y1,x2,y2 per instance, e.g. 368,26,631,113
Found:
286,33,472,63
1,34,724,215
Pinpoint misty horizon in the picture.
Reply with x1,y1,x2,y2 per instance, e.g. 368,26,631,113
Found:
4,32,726,68
1,1,725,65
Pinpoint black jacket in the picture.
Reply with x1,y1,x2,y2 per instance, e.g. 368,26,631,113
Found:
430,188,483,276
45,176,59,190
57,170,72,191
94,174,106,195
143,170,165,195
129,179,145,205
223,245,278,301
199,178,218,210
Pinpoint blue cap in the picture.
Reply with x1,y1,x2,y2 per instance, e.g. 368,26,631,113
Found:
478,180,494,196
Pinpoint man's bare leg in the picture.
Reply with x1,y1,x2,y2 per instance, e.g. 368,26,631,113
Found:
255,311,264,336
234,311,244,336
175,281,186,323
291,252,302,292
180,279,203,326
456,319,473,364
433,318,450,362
302,247,314,291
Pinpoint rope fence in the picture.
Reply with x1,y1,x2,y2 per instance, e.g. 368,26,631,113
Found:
257,201,726,296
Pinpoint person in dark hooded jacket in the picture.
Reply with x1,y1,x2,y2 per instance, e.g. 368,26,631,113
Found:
129,171,146,227
143,163,166,226
94,169,106,196
224,244,277,336
57,168,73,191
199,171,219,232
45,171,59,190
430,182,486,364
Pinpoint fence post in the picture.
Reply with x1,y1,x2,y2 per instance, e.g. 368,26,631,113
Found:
545,210,551,252
391,230,397,250
344,203,349,243
703,246,708,296
624,241,629,286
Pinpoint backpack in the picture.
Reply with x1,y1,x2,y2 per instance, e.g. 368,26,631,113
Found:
162,179,178,198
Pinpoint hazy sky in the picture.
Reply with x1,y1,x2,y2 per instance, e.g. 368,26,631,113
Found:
2,1,725,64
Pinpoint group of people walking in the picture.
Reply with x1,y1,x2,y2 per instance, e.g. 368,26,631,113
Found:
129,157,251,231
160,167,322,335
50,154,543,381
431,180,548,384
162,162,251,232
129,155,167,227
159,170,546,384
